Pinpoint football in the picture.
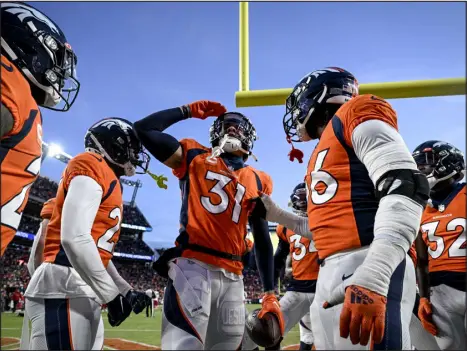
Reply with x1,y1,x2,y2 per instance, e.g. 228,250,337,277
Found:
245,309,282,348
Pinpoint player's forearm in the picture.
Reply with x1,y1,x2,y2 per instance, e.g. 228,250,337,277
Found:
249,216,274,292
61,176,120,303
273,240,290,286
107,260,132,296
416,262,430,298
257,194,312,238
134,107,188,163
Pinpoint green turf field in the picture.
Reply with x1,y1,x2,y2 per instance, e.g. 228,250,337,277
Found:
1,304,301,350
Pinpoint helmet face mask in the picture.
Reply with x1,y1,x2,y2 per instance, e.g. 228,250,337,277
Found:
1,2,80,111
85,118,150,177
412,140,466,190
209,112,257,157
289,182,308,217
283,67,358,142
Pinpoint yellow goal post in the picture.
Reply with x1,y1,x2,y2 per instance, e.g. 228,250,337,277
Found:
235,2,466,108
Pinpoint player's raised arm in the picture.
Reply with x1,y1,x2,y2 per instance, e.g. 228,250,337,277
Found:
134,101,226,169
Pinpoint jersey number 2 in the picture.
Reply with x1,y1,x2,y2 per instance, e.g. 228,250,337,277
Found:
201,171,246,224
1,157,41,230
421,218,466,259
309,149,338,205
97,207,122,253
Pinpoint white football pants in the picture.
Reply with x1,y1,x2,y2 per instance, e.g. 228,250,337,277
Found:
310,247,416,350
161,258,245,350
25,297,104,350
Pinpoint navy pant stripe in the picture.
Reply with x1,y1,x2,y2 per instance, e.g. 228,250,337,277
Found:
163,279,203,343
44,298,73,350
374,259,406,350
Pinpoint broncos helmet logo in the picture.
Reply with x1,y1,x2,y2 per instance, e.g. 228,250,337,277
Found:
1,2,62,36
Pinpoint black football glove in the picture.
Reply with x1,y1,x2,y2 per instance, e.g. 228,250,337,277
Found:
126,290,151,314
107,293,132,327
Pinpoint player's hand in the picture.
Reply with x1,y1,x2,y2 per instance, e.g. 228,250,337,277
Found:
418,297,438,336
126,290,152,315
324,284,387,346
187,100,227,120
107,293,132,327
258,292,285,336
249,192,283,222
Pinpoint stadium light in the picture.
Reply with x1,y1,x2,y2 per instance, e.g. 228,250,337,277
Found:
41,141,143,203
235,3,466,108
47,143,63,158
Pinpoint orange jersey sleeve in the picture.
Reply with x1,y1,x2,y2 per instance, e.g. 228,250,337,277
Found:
40,198,56,220
276,224,287,242
44,152,123,268
420,183,466,273
173,138,211,179
1,55,42,257
336,94,398,147
174,139,272,275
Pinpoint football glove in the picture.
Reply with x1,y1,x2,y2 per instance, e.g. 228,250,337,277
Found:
107,293,132,327
258,293,285,336
324,285,387,346
126,290,151,314
418,297,438,336
187,100,226,120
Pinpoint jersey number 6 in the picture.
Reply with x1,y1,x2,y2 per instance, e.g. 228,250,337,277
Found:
201,171,246,224
309,149,338,205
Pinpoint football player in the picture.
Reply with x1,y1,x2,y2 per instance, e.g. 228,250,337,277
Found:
413,140,466,350
27,198,56,276
134,101,284,350
24,118,151,350
254,67,430,349
1,2,80,256
243,183,317,350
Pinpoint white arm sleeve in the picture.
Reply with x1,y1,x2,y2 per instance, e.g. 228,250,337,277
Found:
260,193,312,238
106,260,132,296
351,119,423,296
61,175,120,303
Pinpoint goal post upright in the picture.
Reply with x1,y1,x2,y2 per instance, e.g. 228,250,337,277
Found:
235,3,466,108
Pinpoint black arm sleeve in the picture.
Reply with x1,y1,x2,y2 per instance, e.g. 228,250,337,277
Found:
133,107,189,163
249,216,274,292
273,239,290,287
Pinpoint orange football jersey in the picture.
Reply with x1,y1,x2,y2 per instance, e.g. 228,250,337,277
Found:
43,152,123,268
40,198,56,220
276,224,319,281
1,55,43,256
173,138,273,275
420,183,466,273
305,94,398,260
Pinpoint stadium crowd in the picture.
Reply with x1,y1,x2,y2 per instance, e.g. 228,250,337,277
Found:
1,175,270,311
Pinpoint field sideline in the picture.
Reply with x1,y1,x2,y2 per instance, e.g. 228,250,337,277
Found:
1,304,301,350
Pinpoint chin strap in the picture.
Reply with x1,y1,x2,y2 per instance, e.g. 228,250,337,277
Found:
286,136,304,163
